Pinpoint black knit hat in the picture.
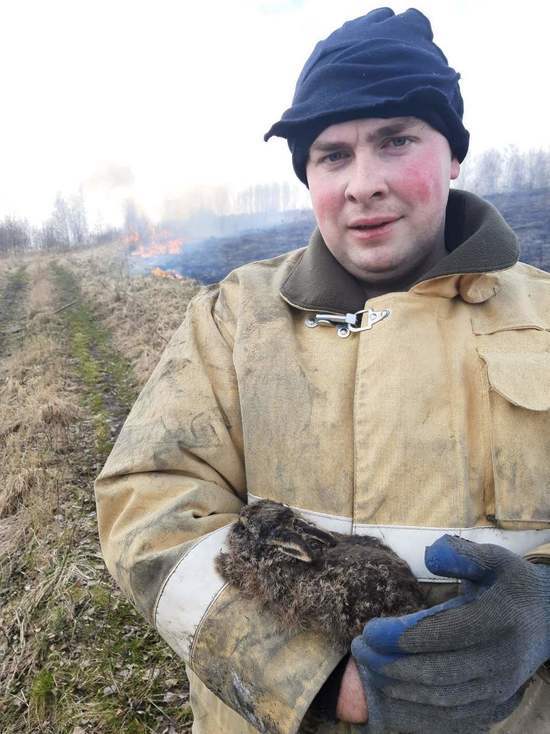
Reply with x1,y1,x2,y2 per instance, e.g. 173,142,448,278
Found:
264,7,469,186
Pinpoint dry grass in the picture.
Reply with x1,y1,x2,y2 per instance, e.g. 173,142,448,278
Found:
62,242,200,385
0,275,86,727
26,257,57,322
0,258,74,519
0,244,198,733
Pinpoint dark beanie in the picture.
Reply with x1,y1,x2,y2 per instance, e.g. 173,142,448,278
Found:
264,7,469,186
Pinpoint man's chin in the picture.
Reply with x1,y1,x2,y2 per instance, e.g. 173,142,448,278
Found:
350,262,404,285
351,260,425,293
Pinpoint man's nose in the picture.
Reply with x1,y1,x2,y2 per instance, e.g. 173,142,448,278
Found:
344,152,389,203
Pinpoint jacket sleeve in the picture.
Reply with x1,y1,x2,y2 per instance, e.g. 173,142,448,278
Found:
94,285,344,734
525,543,550,565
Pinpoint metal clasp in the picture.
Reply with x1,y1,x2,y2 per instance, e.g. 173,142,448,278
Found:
348,308,391,333
304,308,390,338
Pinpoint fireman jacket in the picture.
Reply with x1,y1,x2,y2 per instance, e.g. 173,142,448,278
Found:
95,189,550,734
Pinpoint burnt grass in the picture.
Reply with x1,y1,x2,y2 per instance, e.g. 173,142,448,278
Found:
142,188,550,284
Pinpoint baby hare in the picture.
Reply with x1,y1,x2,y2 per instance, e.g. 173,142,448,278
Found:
216,500,425,645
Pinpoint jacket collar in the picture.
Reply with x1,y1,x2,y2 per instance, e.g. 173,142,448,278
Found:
280,189,519,313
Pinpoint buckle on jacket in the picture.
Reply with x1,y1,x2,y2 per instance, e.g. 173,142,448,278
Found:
304,308,391,338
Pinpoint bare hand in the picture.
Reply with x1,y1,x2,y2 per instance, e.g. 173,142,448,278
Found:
336,656,368,723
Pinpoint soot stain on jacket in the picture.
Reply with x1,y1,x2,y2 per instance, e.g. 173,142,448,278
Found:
149,414,222,463
127,547,184,621
155,356,191,388
114,515,195,620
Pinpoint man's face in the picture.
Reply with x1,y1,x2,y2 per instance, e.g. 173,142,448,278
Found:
306,116,460,289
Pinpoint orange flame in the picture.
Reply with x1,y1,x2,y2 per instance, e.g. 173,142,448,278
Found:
150,266,185,280
124,232,140,245
133,239,185,257
126,226,186,258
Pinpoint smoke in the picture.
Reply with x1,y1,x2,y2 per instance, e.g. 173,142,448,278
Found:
161,181,309,222
84,163,135,191
162,186,231,221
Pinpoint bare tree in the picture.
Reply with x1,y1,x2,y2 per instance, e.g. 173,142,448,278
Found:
502,146,528,192
67,189,89,246
473,149,504,195
456,146,550,195
50,193,72,246
34,221,60,251
210,186,230,216
0,216,31,255
523,149,550,190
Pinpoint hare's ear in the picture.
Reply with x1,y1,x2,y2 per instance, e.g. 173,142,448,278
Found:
266,529,315,563
294,519,337,547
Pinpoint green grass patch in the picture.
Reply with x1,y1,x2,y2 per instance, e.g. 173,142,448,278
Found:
49,263,137,458
0,264,28,346
32,580,189,733
4,574,191,733
6,265,29,289
29,668,55,723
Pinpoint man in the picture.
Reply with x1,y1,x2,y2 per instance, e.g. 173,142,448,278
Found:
95,8,550,733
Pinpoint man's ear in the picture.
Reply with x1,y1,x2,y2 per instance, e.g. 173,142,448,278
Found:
450,157,461,181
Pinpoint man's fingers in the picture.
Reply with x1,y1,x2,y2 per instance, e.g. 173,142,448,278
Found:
383,690,523,732
352,636,403,671
365,671,519,707
362,594,470,654
424,534,517,582
353,637,515,686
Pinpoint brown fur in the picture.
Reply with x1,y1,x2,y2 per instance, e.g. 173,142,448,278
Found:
215,500,425,645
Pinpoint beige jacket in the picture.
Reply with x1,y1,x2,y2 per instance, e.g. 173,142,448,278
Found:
95,190,550,734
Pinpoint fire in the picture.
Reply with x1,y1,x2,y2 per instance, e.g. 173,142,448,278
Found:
126,227,186,258
151,266,185,280
124,232,140,245
132,237,186,258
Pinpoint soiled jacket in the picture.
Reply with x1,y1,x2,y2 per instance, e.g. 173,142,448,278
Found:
95,189,550,734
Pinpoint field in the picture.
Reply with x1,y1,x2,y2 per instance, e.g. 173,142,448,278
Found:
1,190,549,734
0,244,200,734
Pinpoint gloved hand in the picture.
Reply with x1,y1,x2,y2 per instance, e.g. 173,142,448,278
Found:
351,534,550,734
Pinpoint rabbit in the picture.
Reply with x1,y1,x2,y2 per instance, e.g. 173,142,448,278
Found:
216,500,425,645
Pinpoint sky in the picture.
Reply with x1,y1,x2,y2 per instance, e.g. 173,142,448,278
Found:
1,0,549,228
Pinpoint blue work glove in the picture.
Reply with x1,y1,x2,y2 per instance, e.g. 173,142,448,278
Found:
351,534,550,734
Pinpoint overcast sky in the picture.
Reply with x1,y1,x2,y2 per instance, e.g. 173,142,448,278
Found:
2,0,549,227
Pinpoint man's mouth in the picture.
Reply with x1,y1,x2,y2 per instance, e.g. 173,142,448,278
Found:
349,216,401,230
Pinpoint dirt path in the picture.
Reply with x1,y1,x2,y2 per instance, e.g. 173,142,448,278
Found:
1,258,192,734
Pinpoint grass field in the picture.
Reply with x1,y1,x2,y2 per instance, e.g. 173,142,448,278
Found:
0,243,200,733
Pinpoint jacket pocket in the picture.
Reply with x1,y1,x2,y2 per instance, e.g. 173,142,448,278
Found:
478,349,550,527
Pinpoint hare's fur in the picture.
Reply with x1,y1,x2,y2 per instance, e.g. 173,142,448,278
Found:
216,500,425,644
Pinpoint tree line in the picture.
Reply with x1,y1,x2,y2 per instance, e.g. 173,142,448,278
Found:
456,146,550,195
0,192,90,256
2,146,549,256
0,191,117,256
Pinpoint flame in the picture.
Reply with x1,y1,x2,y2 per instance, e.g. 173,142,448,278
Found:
132,239,185,258
151,266,185,280
126,227,186,258
124,232,140,245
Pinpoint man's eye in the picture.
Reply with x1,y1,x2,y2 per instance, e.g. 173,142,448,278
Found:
388,136,411,148
322,151,348,163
